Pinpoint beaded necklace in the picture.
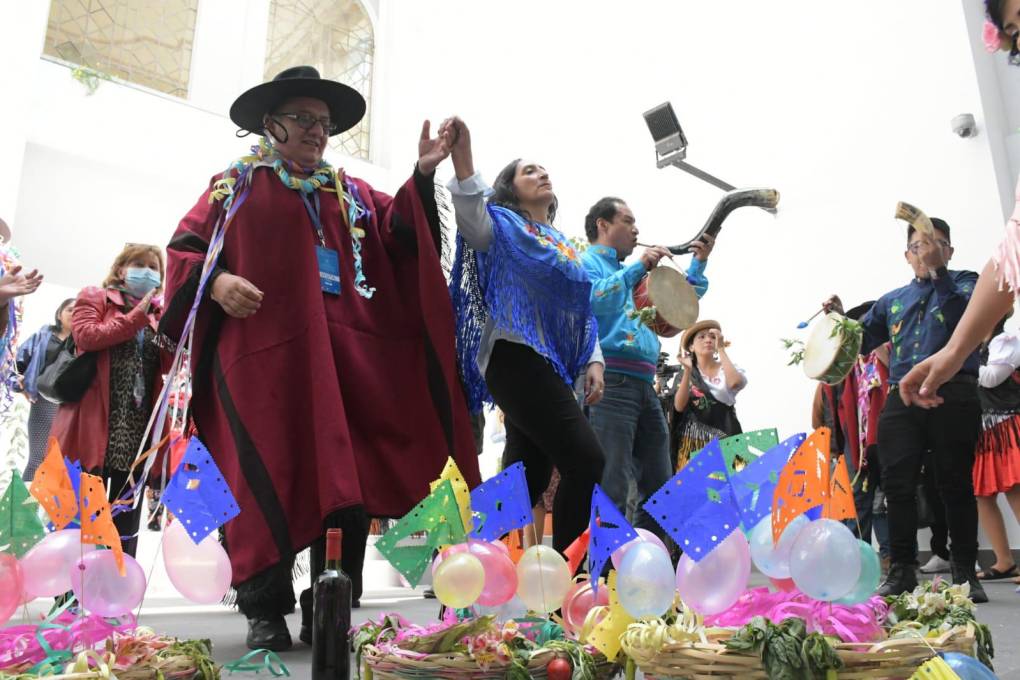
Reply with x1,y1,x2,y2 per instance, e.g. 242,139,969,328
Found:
209,138,375,298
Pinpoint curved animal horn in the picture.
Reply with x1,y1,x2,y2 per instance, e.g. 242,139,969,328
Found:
667,187,779,255
894,201,934,236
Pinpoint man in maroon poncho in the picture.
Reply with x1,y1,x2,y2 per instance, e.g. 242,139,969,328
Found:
161,66,480,650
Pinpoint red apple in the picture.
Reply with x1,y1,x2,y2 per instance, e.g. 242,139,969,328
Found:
546,656,572,680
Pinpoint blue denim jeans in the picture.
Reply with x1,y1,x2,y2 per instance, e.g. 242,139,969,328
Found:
588,372,671,538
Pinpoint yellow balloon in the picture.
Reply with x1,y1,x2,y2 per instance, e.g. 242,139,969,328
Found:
515,545,571,613
433,552,485,608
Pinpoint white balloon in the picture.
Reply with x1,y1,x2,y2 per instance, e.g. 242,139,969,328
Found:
515,545,570,614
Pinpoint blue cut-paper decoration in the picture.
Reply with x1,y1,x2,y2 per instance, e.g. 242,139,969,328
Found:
161,437,240,544
469,462,532,542
727,433,805,529
47,458,83,532
588,484,638,595
644,438,741,562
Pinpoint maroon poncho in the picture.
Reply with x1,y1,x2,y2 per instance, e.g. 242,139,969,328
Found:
162,165,480,585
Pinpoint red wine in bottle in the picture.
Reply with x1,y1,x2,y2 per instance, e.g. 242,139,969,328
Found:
312,528,352,680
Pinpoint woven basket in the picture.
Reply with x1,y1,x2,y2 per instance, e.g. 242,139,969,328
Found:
625,625,977,679
361,644,619,679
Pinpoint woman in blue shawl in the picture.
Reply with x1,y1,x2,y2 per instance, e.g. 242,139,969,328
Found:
444,117,605,553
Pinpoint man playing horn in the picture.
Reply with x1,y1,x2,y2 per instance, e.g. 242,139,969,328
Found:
825,217,985,601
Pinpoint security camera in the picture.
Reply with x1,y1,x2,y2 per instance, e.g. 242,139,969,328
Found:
951,113,978,138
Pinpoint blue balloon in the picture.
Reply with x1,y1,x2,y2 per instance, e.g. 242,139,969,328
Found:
789,519,860,601
834,540,881,605
617,542,675,618
941,653,999,680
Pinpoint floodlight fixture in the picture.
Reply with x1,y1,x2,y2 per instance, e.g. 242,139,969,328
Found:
643,101,736,193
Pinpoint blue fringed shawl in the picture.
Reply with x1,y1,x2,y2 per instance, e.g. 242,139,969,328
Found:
450,205,598,411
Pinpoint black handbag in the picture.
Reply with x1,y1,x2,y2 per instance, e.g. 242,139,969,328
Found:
36,335,97,404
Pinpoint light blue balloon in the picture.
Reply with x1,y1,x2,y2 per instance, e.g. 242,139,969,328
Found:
617,541,675,618
749,514,809,578
475,594,528,622
942,653,999,679
789,519,861,601
834,540,881,605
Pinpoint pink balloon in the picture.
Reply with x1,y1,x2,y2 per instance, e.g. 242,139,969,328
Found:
675,531,751,615
162,521,232,604
20,530,97,598
561,579,609,637
466,541,518,607
71,551,146,617
611,529,669,570
490,540,510,556
0,553,23,625
770,577,797,592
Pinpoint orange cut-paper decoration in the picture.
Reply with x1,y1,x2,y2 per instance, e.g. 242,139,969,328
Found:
79,472,125,576
29,438,78,529
771,427,831,543
564,527,590,576
501,529,526,564
824,455,857,522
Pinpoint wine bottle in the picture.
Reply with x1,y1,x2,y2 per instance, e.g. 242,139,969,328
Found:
312,528,352,680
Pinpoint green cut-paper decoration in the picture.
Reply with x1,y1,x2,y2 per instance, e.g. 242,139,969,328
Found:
0,470,47,557
374,480,467,587
719,428,779,475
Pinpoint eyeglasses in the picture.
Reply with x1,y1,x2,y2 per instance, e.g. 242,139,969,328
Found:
907,239,950,254
273,112,338,135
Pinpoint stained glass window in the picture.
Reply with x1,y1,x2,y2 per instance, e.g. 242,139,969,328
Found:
44,0,198,98
265,0,374,160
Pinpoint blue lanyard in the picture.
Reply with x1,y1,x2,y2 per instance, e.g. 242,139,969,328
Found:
300,190,325,246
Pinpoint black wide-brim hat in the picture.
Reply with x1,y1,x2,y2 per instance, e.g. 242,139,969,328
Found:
229,65,366,137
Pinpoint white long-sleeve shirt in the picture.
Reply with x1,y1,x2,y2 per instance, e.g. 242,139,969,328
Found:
979,332,1020,389
447,172,603,380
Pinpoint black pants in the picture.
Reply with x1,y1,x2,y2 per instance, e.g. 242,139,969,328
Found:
486,341,605,554
877,384,980,567
234,506,370,620
921,455,950,560
105,468,145,558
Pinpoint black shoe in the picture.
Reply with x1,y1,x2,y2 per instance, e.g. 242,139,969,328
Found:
353,598,361,608
299,624,312,645
246,616,292,651
951,561,989,604
877,562,919,597
423,587,436,600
